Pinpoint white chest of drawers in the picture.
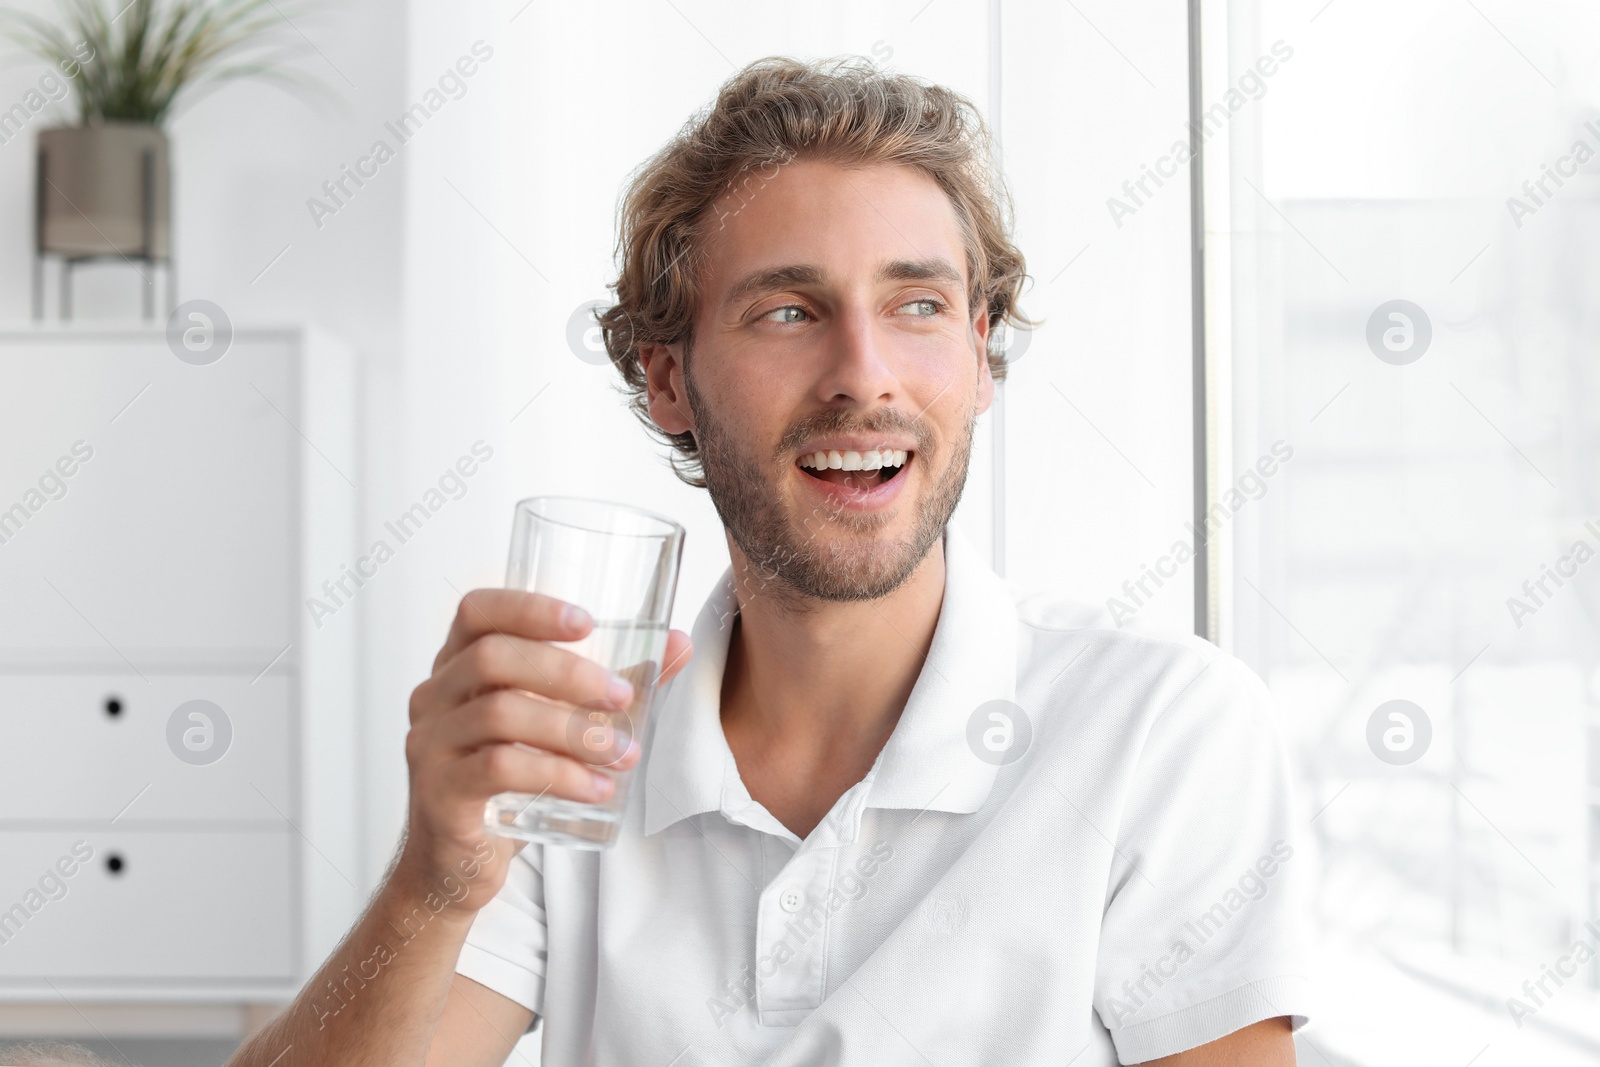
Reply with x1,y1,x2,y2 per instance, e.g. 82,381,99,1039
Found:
0,325,359,1004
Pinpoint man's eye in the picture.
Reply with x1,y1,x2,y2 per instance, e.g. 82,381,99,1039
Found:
899,298,943,316
762,305,810,324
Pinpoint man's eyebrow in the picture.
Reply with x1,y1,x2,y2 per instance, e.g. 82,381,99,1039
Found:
876,257,964,287
722,264,825,309
721,258,965,310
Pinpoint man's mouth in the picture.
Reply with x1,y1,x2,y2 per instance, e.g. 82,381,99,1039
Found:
796,448,911,488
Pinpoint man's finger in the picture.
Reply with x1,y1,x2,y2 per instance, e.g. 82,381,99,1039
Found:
659,629,694,687
431,632,633,713
434,588,593,673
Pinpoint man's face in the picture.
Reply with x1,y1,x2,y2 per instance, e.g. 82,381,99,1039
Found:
643,159,993,606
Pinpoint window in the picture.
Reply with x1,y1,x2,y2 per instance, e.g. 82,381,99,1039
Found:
1203,1,1600,1058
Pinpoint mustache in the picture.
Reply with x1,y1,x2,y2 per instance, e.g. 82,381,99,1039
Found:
774,408,932,459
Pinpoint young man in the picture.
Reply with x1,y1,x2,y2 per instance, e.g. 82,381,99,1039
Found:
229,56,1310,1066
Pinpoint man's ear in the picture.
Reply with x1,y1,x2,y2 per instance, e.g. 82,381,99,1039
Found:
640,341,694,434
972,309,995,416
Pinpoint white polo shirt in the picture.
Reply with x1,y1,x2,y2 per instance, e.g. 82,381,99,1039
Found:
455,522,1312,1065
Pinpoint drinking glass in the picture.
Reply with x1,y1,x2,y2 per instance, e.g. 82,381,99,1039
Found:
482,496,684,849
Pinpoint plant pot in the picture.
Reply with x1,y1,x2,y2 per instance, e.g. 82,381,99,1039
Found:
36,122,170,260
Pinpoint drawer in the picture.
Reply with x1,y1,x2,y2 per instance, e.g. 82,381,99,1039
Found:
0,828,293,982
0,673,291,822
0,334,295,658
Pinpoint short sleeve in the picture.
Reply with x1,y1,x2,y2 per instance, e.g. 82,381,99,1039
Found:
455,841,549,1028
1094,652,1313,1063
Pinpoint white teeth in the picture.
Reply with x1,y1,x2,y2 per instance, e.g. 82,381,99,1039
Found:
798,447,911,470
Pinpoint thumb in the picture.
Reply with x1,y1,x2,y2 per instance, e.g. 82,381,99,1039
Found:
658,629,694,686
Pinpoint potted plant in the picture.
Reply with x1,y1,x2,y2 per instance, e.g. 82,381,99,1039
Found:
0,0,323,316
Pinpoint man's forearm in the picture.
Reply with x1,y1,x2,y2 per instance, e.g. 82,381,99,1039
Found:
227,877,477,1067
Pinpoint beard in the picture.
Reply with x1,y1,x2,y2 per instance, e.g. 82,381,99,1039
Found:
682,345,976,611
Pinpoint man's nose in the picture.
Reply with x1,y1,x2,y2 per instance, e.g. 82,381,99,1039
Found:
815,305,898,405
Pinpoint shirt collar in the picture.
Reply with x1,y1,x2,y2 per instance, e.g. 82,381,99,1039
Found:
642,522,1018,838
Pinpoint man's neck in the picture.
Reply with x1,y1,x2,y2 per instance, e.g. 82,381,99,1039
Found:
718,534,947,838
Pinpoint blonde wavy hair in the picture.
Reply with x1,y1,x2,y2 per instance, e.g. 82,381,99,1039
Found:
598,54,1033,487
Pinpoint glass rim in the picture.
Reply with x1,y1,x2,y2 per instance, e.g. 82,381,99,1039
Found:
514,495,684,541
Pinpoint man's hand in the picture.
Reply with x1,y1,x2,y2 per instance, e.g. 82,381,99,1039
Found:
226,594,692,1067
394,588,693,917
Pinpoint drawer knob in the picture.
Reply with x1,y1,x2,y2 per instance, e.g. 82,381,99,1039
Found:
106,853,125,875
104,696,123,718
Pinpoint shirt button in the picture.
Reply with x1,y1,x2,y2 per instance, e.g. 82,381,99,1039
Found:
779,889,804,913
